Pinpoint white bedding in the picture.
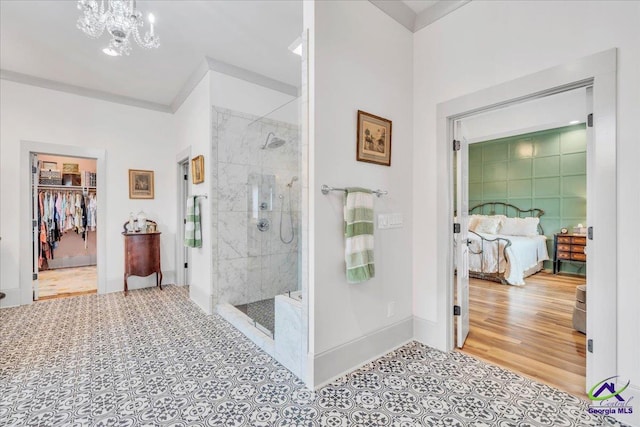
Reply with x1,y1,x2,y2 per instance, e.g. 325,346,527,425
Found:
467,232,549,285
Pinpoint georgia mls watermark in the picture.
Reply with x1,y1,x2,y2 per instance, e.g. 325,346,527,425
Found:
588,376,634,416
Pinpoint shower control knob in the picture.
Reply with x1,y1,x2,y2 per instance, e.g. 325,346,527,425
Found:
257,218,270,232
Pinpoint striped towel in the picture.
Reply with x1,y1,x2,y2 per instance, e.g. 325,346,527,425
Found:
344,188,375,283
184,196,202,248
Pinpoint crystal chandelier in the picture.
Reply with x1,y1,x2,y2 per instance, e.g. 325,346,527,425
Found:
77,0,159,56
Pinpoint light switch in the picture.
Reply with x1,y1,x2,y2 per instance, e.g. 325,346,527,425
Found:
378,213,403,229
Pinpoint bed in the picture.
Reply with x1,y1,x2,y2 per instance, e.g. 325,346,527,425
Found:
462,202,550,285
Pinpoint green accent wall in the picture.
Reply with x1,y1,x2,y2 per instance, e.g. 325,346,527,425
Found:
469,124,587,274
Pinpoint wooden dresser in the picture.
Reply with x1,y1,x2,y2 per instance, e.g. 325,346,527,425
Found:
123,232,162,295
553,233,587,274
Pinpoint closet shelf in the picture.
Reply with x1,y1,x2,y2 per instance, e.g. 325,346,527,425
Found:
35,185,96,190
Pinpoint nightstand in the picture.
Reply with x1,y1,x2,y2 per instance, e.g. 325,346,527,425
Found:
553,233,587,274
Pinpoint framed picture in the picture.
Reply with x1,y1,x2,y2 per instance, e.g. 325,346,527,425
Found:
191,155,204,184
357,110,392,166
129,169,154,199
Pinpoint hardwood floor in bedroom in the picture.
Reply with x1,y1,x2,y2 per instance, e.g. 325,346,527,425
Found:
459,272,587,398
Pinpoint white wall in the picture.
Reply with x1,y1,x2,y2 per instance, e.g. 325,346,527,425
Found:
412,1,640,425
0,80,177,305
173,76,213,313
209,71,298,125
311,0,414,386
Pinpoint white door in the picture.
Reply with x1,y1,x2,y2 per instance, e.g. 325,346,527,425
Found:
31,153,39,301
455,120,470,347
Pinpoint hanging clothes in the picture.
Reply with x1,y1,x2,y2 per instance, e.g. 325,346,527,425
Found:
88,194,97,230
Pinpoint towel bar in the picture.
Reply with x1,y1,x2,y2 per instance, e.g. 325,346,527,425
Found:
321,184,387,198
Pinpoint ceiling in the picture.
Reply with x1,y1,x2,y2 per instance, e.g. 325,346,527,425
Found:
0,1,303,107
402,0,440,14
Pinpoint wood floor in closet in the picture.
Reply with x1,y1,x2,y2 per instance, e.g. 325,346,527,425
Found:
459,272,587,398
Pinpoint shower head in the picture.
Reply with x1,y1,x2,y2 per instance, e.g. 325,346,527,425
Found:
262,132,286,149
287,176,299,187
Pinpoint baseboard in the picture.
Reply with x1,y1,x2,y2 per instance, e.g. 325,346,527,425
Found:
313,316,413,388
189,283,212,314
413,315,447,351
0,288,21,308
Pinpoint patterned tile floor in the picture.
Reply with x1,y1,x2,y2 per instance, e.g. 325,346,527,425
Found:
0,285,628,426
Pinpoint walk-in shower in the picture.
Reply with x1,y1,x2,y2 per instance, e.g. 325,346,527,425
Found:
211,101,302,343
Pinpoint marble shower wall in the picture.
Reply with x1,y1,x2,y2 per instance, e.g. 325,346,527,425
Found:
212,106,301,306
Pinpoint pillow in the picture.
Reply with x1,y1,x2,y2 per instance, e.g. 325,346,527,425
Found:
474,217,502,234
468,214,482,231
499,217,539,236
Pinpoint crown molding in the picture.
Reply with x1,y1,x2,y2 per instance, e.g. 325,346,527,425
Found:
170,59,211,113
170,56,299,113
2,55,300,115
0,69,172,113
368,0,471,33
205,57,299,98
414,0,470,32
369,0,416,32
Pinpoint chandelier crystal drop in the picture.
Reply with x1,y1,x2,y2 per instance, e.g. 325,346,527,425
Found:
77,0,160,56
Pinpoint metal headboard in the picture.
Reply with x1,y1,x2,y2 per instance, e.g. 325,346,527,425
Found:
470,202,545,235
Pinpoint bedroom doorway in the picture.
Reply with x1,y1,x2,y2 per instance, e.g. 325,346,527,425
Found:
443,50,617,398
452,90,590,395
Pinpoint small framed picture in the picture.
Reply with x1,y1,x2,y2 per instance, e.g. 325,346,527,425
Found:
357,110,392,166
191,155,204,184
129,169,154,199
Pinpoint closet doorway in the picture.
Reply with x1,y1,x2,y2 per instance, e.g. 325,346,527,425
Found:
32,153,98,300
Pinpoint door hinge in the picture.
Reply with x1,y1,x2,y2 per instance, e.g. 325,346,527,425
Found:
453,305,461,316
453,140,461,151
32,219,38,228
587,338,593,353
184,174,188,180
587,226,593,240
183,218,187,225
184,262,188,268
587,113,593,127
453,223,461,234
32,165,37,174
32,273,38,280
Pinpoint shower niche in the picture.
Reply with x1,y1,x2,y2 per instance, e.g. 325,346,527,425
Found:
250,172,275,231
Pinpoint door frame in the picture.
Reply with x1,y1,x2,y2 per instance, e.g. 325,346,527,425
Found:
20,140,107,304
175,147,191,287
437,49,617,391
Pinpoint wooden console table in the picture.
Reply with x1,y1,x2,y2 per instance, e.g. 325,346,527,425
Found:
122,231,162,295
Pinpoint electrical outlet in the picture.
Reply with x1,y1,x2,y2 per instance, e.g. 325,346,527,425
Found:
387,301,396,317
